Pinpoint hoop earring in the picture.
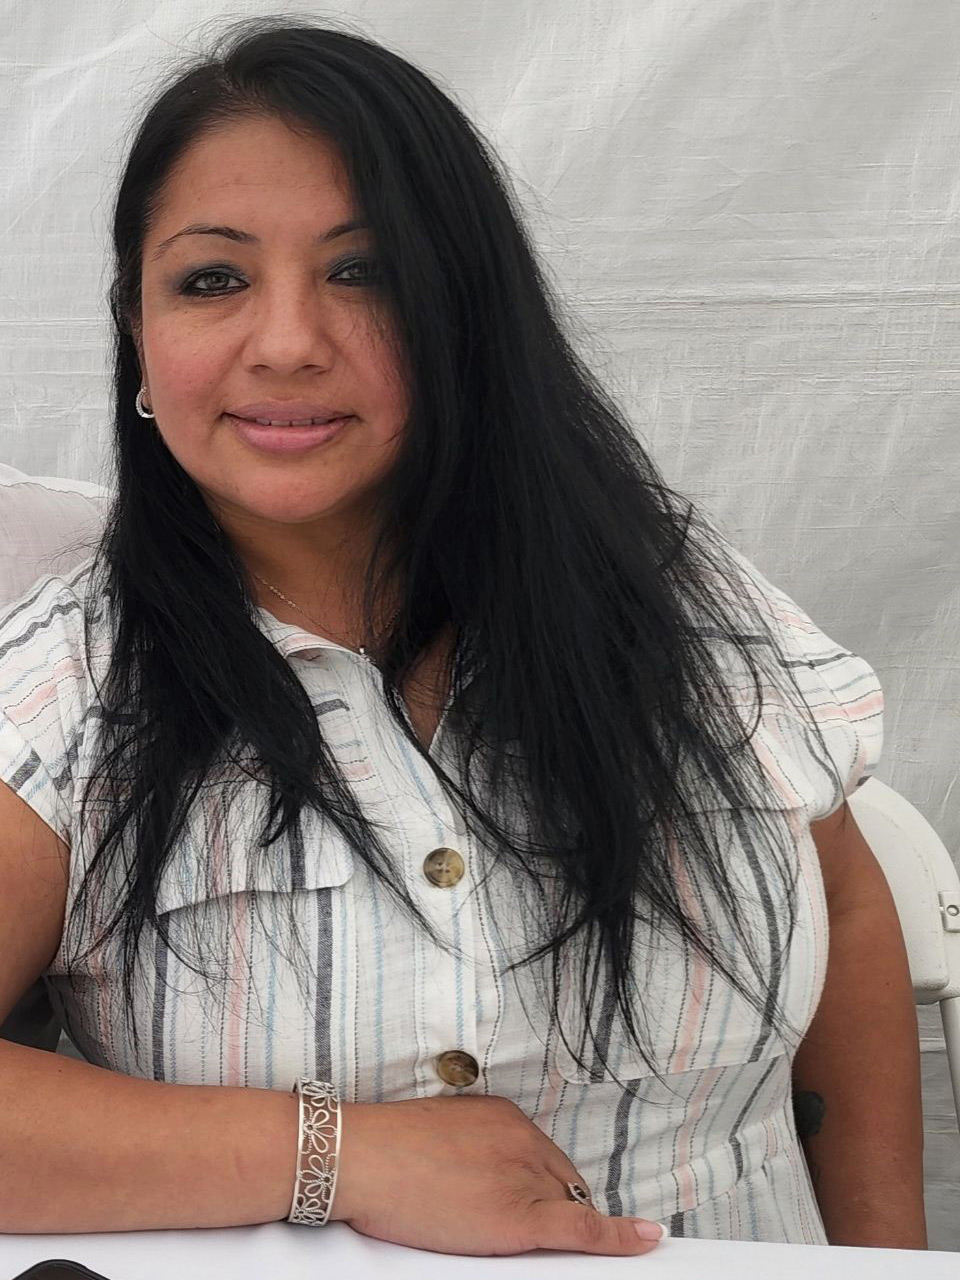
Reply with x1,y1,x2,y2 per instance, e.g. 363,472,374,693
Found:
135,387,155,419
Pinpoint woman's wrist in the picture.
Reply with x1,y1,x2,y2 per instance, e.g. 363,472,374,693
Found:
325,1100,369,1223
276,1089,307,1223
287,1078,345,1225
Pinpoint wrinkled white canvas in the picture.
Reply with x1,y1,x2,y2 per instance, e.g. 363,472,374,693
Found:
0,2,956,1069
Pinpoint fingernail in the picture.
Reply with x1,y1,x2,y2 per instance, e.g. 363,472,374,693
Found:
632,1220,669,1241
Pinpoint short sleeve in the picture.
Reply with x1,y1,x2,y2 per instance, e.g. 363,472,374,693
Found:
0,573,90,845
719,542,884,820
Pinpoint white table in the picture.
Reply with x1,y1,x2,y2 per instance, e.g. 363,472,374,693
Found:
0,1222,955,1279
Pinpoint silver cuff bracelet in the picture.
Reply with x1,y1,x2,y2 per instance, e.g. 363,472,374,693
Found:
287,1077,342,1226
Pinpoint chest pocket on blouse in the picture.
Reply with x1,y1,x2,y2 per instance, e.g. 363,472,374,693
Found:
153,786,357,918
152,693,382,918
553,713,826,1085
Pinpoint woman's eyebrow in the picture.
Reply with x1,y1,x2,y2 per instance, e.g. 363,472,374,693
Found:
150,218,370,261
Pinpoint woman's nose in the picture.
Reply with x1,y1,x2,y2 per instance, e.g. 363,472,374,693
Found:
244,282,337,372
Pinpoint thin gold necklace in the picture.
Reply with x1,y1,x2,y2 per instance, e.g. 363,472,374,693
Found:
252,572,399,665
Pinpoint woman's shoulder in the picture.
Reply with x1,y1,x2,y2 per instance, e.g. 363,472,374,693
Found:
0,555,107,696
0,556,106,845
0,548,100,613
696,531,884,816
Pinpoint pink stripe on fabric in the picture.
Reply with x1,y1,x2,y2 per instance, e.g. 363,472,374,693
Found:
753,706,805,806
225,891,249,1087
7,655,85,722
210,790,226,900
668,821,710,1075
663,818,716,1209
810,690,882,719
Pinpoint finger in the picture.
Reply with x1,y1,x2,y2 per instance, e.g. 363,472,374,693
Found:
566,1180,593,1207
527,1200,665,1256
545,1168,594,1207
543,1156,594,1203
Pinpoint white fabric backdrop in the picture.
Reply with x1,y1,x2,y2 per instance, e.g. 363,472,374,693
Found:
2,3,958,1046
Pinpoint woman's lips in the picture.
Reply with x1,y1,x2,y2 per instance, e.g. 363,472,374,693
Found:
226,412,352,454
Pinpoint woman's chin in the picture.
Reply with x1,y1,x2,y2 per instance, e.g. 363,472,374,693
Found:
241,498,346,526
199,483,348,530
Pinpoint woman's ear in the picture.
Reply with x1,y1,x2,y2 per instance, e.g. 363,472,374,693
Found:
129,313,144,372
133,332,148,394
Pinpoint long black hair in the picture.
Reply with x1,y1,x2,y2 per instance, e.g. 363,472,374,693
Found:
65,13,845,1086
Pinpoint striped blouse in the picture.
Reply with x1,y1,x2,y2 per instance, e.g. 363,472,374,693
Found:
0,541,883,1245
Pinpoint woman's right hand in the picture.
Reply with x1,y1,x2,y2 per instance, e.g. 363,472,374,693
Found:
330,1094,667,1257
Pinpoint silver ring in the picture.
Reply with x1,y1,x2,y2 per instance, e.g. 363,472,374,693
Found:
567,1181,592,1205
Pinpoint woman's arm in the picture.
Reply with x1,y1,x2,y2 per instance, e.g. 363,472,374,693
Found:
791,803,927,1249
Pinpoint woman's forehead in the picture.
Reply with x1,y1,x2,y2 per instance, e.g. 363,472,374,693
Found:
148,118,354,237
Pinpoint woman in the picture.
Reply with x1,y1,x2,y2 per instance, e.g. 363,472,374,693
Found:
0,15,922,1255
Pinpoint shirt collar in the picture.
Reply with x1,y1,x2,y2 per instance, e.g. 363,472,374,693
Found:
254,605,358,661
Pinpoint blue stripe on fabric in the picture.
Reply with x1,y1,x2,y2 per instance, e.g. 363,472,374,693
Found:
338,884,349,1095
200,972,207,1085
6,759,58,824
369,871,386,1102
266,912,278,1090
151,928,168,1081
566,1081,592,1165
169,941,178,1085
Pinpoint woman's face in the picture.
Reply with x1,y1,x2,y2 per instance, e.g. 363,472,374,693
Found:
136,114,408,553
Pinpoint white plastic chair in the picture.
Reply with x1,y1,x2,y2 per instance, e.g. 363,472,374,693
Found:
846,777,960,1134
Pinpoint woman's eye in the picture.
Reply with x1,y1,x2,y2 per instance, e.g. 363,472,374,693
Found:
331,257,379,285
179,258,379,297
180,269,243,296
